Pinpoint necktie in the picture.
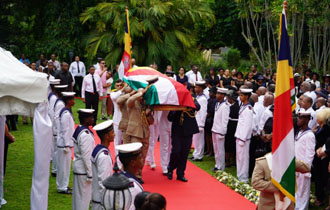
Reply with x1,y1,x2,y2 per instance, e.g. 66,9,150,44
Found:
92,75,97,94
196,73,198,81
77,61,80,73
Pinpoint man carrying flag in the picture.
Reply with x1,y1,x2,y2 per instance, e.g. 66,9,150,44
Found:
111,7,132,90
271,0,296,205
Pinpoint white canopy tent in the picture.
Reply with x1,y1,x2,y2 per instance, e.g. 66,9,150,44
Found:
0,47,52,210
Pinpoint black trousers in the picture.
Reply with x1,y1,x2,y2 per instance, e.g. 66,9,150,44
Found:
313,157,329,201
85,91,99,125
168,134,193,177
74,76,83,97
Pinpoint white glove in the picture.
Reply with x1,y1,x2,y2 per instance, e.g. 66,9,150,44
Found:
238,140,245,146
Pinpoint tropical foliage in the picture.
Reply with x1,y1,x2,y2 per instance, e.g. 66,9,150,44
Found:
80,0,215,69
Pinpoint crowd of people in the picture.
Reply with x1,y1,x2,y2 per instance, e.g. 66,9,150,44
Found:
4,53,330,210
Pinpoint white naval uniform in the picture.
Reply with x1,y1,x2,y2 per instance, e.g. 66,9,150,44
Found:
306,107,317,129
211,100,230,170
53,98,65,174
234,103,253,183
192,94,208,160
48,93,57,170
158,111,172,171
122,172,144,210
110,90,123,154
72,126,95,210
56,108,74,191
252,102,265,136
91,145,113,210
146,111,159,165
295,128,315,210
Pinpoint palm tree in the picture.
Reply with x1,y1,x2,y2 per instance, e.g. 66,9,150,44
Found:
80,0,214,68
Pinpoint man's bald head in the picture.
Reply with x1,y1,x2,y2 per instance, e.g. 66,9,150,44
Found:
257,87,267,96
301,81,311,93
251,93,258,103
316,97,326,109
263,94,274,107
245,82,253,89
302,95,313,109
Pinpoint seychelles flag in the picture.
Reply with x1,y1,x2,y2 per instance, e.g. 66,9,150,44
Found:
271,7,296,202
111,7,131,89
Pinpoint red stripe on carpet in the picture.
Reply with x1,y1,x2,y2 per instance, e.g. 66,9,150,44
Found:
77,127,256,209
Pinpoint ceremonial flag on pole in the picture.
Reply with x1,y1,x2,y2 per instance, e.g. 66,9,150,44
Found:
111,7,131,89
271,6,296,202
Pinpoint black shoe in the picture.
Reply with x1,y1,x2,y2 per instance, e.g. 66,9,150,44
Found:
191,158,203,162
177,176,188,182
212,167,220,172
57,189,72,194
189,156,194,160
137,178,144,184
167,171,173,180
51,172,56,177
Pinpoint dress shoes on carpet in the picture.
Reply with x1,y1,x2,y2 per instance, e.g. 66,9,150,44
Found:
191,158,203,162
162,168,168,175
167,171,173,180
212,167,220,172
57,188,72,194
51,172,56,177
177,176,188,182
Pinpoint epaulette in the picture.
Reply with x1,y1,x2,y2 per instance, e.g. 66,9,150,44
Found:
103,150,109,155
85,130,89,134
256,156,266,161
129,182,134,188
248,106,252,110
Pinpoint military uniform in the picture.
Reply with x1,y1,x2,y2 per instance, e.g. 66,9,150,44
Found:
117,93,130,143
110,90,123,154
158,111,172,173
72,124,95,210
211,95,230,171
121,171,144,210
192,93,207,160
48,92,58,174
235,99,253,183
91,144,113,210
56,107,74,192
146,111,159,168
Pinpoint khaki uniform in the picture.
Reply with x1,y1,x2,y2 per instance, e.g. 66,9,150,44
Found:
117,93,130,143
252,156,310,210
125,93,151,178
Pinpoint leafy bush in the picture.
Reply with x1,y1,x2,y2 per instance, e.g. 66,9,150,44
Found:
224,48,241,68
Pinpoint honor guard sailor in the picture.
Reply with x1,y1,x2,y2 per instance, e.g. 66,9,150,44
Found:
211,88,230,171
48,79,60,175
72,109,95,210
295,109,316,210
116,143,144,210
52,84,68,177
56,92,75,194
235,88,253,183
191,81,208,161
91,120,114,210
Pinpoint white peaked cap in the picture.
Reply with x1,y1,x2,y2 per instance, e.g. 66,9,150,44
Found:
116,142,143,154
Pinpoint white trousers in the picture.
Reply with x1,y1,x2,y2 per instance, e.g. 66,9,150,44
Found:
101,91,107,118
159,129,171,171
31,102,53,210
192,129,205,159
236,139,250,183
295,172,311,210
113,124,123,156
56,148,72,191
212,133,225,170
72,175,92,210
52,135,57,173
146,124,159,164
0,116,5,205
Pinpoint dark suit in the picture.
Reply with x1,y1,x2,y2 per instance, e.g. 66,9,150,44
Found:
167,100,200,177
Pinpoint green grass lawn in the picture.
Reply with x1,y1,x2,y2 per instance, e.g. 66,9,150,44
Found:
1,98,322,209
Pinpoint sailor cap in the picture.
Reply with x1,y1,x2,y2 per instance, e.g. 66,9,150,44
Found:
240,88,253,94
61,92,76,97
78,108,95,114
93,120,113,134
195,81,206,86
49,79,61,85
54,85,68,89
217,88,228,94
116,142,143,155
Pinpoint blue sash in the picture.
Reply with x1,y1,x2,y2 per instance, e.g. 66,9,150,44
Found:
54,98,63,110
59,107,73,119
92,144,109,159
72,125,93,141
48,92,54,101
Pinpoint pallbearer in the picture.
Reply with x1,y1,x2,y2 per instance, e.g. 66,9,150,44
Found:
56,92,75,194
91,120,114,210
72,109,95,210
235,88,253,183
211,88,230,171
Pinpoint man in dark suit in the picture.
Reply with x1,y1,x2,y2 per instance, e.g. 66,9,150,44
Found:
167,100,200,182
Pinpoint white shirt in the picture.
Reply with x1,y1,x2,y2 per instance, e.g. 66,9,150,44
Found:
316,105,326,113
310,80,321,89
258,95,264,105
185,70,203,85
54,100,65,137
258,105,273,134
81,73,103,98
211,100,230,135
106,78,113,93
48,93,57,134
235,103,253,141
252,102,265,135
295,129,315,167
304,91,316,105
110,91,122,125
69,61,86,77
195,94,208,128
49,59,61,71
203,87,210,100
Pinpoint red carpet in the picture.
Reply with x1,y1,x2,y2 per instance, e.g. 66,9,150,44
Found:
86,127,256,210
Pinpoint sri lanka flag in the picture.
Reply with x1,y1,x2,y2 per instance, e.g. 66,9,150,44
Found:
112,7,132,89
271,7,296,202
